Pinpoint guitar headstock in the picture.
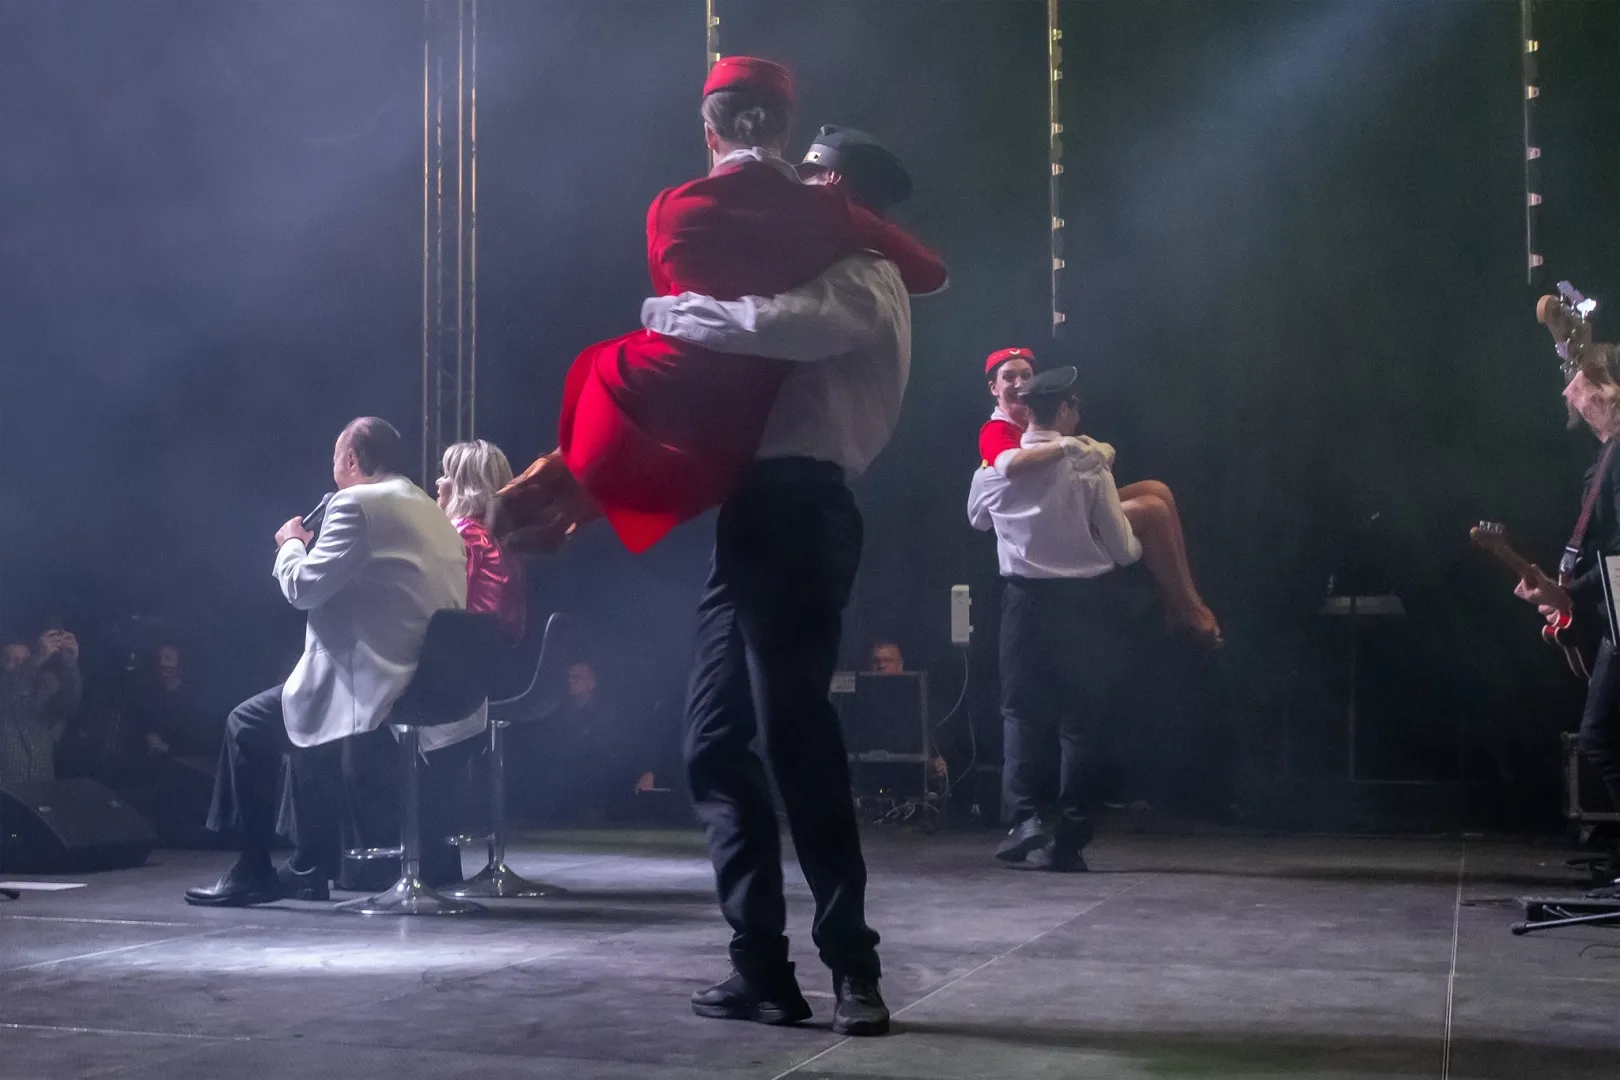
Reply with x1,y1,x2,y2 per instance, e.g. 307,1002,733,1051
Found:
1470,520,1536,577
1538,281,1598,383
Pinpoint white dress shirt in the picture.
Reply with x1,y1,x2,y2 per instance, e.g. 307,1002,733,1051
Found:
274,475,485,752
967,429,1142,580
641,252,911,476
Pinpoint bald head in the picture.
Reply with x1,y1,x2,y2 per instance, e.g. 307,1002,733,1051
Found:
333,416,406,489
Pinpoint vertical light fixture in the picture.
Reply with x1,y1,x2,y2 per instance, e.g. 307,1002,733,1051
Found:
421,0,478,485
1048,0,1066,336
1522,0,1543,285
706,1,721,171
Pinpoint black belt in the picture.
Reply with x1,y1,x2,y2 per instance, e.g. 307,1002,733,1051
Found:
746,457,846,485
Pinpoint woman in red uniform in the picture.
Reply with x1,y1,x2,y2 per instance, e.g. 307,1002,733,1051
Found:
979,347,1221,647
497,57,947,555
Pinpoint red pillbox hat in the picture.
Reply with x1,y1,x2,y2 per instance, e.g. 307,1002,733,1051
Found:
985,347,1036,376
703,56,796,108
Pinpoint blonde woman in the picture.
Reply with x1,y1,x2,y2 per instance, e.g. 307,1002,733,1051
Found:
437,440,526,644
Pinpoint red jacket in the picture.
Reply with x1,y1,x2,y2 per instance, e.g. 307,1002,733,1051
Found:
455,516,526,645
559,157,947,553
979,417,1023,467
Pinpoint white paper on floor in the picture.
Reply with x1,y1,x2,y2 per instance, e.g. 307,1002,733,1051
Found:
0,882,87,891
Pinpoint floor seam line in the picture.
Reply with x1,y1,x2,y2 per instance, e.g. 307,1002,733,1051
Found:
6,927,235,974
1440,842,1466,1080
0,1021,246,1042
769,876,1150,1080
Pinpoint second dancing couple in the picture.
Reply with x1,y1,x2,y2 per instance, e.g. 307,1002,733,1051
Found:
969,360,1219,871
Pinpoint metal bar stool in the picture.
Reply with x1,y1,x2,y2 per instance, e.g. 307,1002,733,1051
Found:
448,612,573,899
338,609,500,917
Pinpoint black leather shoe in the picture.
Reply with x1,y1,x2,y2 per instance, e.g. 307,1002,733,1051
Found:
691,968,812,1026
184,857,280,907
276,859,331,902
1044,846,1089,873
995,817,1049,863
831,973,890,1036
1008,843,1089,873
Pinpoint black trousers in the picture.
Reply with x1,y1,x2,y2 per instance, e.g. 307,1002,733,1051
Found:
684,458,879,981
205,685,342,864
999,574,1127,852
1582,639,1620,814
206,684,476,878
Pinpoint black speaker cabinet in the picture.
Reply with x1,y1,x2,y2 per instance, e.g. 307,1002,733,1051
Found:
0,778,157,872
1563,731,1620,823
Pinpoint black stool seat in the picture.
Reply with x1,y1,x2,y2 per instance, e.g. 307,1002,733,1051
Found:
336,610,500,917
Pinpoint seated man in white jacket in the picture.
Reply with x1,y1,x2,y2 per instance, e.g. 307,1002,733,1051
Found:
187,417,484,907
966,367,1141,873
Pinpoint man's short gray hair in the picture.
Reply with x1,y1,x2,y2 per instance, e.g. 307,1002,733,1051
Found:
440,439,514,525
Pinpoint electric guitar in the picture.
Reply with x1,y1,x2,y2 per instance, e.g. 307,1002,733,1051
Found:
1470,521,1592,679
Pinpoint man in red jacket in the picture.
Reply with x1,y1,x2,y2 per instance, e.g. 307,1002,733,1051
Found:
496,59,945,555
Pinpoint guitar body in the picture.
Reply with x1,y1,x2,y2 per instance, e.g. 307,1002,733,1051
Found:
1470,521,1596,680
1541,609,1594,679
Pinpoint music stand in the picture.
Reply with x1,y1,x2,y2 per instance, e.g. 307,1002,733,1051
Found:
1317,593,1405,781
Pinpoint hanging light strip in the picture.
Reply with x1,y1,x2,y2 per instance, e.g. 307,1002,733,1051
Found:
1522,0,1543,284
1048,0,1066,335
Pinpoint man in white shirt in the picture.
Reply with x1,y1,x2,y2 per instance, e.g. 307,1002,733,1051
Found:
186,417,480,907
640,125,930,1036
966,367,1141,872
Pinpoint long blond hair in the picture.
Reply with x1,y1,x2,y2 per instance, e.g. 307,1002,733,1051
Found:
440,440,513,526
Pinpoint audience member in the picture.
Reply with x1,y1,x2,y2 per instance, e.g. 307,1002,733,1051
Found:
869,640,905,675
125,644,211,766
0,630,82,786
532,661,644,825
1,639,32,673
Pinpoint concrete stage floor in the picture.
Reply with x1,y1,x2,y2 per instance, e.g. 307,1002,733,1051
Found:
2,829,1618,1079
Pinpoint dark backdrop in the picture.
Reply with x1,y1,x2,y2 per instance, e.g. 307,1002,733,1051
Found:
1,1,1616,830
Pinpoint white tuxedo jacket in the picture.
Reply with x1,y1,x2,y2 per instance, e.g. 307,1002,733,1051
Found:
273,475,486,751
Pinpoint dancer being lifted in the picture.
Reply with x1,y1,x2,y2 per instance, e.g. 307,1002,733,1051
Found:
495,57,946,554
979,347,1221,648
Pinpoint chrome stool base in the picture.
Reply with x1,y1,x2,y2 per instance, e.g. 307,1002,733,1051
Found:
336,874,485,916
445,860,567,899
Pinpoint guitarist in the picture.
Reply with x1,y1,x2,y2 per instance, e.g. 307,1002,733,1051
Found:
1515,306,1620,822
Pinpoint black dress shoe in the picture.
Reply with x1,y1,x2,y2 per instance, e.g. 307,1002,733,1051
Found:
1043,846,1089,873
995,817,1049,863
276,859,331,902
831,973,890,1036
691,967,812,1026
1008,843,1089,873
184,857,280,908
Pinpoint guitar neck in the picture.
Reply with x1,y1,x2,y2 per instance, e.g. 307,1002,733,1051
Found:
1471,530,1542,581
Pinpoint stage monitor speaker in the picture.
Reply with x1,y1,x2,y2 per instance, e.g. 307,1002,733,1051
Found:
0,778,158,872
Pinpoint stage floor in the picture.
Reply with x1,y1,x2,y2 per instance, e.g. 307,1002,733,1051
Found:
2,828,1618,1079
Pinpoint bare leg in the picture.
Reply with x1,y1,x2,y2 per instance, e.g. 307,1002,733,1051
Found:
1120,480,1193,589
1119,483,1220,647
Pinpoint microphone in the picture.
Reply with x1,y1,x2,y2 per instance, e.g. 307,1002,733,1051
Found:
302,492,335,540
